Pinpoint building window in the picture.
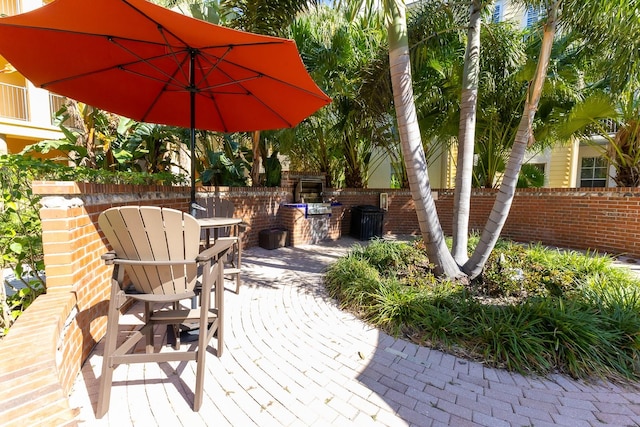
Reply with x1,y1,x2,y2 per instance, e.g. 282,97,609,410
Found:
492,1,503,23
525,5,541,28
580,157,608,187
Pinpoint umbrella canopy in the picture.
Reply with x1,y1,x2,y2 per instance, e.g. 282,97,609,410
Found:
0,0,330,206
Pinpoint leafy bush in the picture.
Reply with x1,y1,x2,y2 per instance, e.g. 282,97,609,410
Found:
1,156,46,337
25,103,187,176
0,154,186,337
324,238,640,381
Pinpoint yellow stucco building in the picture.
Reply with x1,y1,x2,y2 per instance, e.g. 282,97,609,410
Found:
0,0,63,155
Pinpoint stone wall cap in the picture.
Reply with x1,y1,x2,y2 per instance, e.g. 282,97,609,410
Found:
40,196,84,209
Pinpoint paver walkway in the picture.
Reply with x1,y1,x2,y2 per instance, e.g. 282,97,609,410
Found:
69,237,640,426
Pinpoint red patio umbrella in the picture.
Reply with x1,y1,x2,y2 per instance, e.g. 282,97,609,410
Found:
0,0,330,208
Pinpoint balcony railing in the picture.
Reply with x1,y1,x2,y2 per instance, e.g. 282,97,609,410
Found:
586,119,620,137
0,0,20,16
49,93,66,125
0,82,28,121
601,118,619,134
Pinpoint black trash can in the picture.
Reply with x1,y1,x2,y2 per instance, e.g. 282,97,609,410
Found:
350,205,384,240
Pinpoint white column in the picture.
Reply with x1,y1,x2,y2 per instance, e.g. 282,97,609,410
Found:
0,133,7,155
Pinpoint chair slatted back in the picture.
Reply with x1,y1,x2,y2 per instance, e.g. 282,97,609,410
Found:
215,200,235,237
99,206,201,295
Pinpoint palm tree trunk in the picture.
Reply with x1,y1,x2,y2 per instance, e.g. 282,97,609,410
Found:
452,1,482,264
388,2,460,278
464,1,560,279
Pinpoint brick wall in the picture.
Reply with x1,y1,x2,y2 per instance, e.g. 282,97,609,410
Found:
0,182,190,427
196,186,290,248
331,187,640,259
3,181,640,425
457,188,640,258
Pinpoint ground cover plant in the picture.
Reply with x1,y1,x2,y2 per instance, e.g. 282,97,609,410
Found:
324,238,640,382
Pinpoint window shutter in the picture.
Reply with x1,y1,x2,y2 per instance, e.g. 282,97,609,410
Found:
492,2,502,23
526,6,539,28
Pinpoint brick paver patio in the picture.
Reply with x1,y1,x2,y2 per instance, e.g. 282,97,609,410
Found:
69,237,640,426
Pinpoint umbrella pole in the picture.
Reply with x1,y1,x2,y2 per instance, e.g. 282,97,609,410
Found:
189,51,197,217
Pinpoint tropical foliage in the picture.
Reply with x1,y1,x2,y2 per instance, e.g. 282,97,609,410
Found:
557,90,640,187
22,101,187,177
0,156,44,338
335,0,640,280
0,154,183,337
287,6,389,188
197,132,252,186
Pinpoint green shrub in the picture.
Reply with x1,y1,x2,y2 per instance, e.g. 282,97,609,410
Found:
0,154,186,337
325,254,382,310
468,303,552,374
353,238,427,273
368,279,420,334
1,156,46,337
325,238,640,381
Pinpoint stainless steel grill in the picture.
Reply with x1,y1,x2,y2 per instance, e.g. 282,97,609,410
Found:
295,179,332,215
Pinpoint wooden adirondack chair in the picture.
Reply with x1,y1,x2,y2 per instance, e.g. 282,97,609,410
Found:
96,206,233,418
214,199,245,294
194,198,245,293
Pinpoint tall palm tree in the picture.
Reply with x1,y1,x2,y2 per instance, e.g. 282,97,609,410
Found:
341,0,639,280
286,6,389,188
384,0,462,277
452,0,486,264
463,0,637,278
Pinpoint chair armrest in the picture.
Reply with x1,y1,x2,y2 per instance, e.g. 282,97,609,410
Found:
101,251,117,264
197,238,234,262
112,258,197,266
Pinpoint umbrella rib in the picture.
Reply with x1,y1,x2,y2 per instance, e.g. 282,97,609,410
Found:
197,49,329,128
156,25,193,90
194,45,234,90
121,0,193,48
196,89,294,129
39,46,186,90
117,66,184,90
200,76,262,91
110,37,189,89
120,0,287,51
199,50,330,101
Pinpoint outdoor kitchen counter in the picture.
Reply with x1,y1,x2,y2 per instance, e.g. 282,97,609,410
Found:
280,203,344,246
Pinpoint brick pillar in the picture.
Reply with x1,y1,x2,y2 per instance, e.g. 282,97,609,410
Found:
40,196,111,388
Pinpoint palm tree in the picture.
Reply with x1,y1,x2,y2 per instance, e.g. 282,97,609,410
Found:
384,0,462,276
463,0,639,278
340,0,639,280
452,0,485,264
286,6,389,188
218,0,320,186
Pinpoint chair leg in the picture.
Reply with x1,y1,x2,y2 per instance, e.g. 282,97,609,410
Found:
144,302,154,353
96,281,122,418
194,259,217,411
216,258,224,356
194,302,207,411
235,238,242,294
